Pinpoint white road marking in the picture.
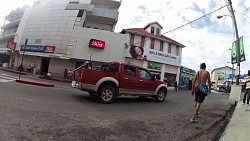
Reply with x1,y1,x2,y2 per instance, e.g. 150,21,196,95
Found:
0,74,17,82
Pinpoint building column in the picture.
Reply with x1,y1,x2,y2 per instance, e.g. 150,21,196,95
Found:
176,66,181,83
80,11,87,27
160,64,166,81
143,60,147,68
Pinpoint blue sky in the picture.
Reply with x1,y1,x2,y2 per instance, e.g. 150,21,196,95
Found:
1,0,250,74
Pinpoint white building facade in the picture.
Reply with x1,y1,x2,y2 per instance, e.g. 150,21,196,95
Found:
13,0,127,77
0,5,29,68
121,22,185,86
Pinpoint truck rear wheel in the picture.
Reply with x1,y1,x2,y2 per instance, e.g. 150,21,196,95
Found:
97,85,116,104
154,88,167,102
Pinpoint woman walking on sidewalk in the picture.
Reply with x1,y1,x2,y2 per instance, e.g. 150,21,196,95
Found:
242,70,250,106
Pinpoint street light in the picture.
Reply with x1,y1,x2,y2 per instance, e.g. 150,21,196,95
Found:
18,38,28,79
217,15,229,19
217,0,240,85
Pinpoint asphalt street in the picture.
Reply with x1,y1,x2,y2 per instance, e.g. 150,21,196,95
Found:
0,70,231,141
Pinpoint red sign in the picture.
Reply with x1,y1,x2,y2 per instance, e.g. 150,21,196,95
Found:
7,41,16,50
45,46,55,53
89,39,105,49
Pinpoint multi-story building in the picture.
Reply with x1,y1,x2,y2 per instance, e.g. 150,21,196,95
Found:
121,22,185,86
14,0,127,77
0,5,29,68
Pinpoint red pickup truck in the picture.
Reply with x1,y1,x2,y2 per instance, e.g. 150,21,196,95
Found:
72,61,168,104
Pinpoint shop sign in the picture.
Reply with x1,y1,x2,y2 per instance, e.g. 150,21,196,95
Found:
7,41,16,50
21,45,55,53
45,46,55,53
180,66,196,74
89,39,105,49
125,44,181,66
148,62,162,70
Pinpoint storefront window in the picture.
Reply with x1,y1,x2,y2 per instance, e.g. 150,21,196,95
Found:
164,73,176,86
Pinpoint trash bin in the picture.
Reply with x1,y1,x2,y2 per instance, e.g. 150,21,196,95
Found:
3,63,8,68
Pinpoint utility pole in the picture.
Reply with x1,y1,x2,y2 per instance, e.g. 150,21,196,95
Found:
19,38,28,79
228,0,240,85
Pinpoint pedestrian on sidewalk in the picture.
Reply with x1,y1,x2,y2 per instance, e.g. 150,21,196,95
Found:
47,72,52,79
67,69,73,80
174,81,178,91
242,70,250,106
64,68,68,79
185,82,189,91
190,63,211,123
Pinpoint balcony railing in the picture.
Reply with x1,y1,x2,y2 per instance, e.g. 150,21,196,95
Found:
88,8,119,22
1,19,20,30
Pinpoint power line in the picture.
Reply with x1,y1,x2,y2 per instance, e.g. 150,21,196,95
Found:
163,5,227,34
235,11,250,25
133,5,227,45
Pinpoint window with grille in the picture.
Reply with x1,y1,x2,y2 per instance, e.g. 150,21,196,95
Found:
156,28,160,35
130,34,135,44
168,44,171,53
140,36,145,47
160,41,164,51
151,27,155,34
150,38,155,49
176,46,179,55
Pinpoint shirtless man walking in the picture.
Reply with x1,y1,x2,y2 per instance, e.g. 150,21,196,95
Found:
190,63,211,123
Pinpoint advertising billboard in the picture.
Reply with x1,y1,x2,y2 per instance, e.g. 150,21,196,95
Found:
231,36,245,64
125,44,181,66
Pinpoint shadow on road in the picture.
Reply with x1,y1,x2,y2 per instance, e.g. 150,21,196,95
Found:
72,94,170,104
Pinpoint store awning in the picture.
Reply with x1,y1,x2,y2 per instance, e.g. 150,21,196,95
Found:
0,48,11,54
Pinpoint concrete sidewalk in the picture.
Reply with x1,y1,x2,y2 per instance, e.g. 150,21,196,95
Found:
220,100,250,141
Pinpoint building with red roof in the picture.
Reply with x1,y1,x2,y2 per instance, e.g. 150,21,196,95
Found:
121,21,186,86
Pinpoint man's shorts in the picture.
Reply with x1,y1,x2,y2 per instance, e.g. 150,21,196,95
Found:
195,90,206,103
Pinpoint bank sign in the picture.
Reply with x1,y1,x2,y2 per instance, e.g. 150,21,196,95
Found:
125,44,181,66
21,45,55,53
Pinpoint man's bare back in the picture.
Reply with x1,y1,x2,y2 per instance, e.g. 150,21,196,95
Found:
193,69,211,91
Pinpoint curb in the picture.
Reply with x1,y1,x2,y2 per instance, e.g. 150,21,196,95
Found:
39,76,71,83
16,79,54,87
0,67,27,75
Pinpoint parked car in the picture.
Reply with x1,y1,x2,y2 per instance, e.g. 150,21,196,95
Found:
72,61,168,104
215,80,245,93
